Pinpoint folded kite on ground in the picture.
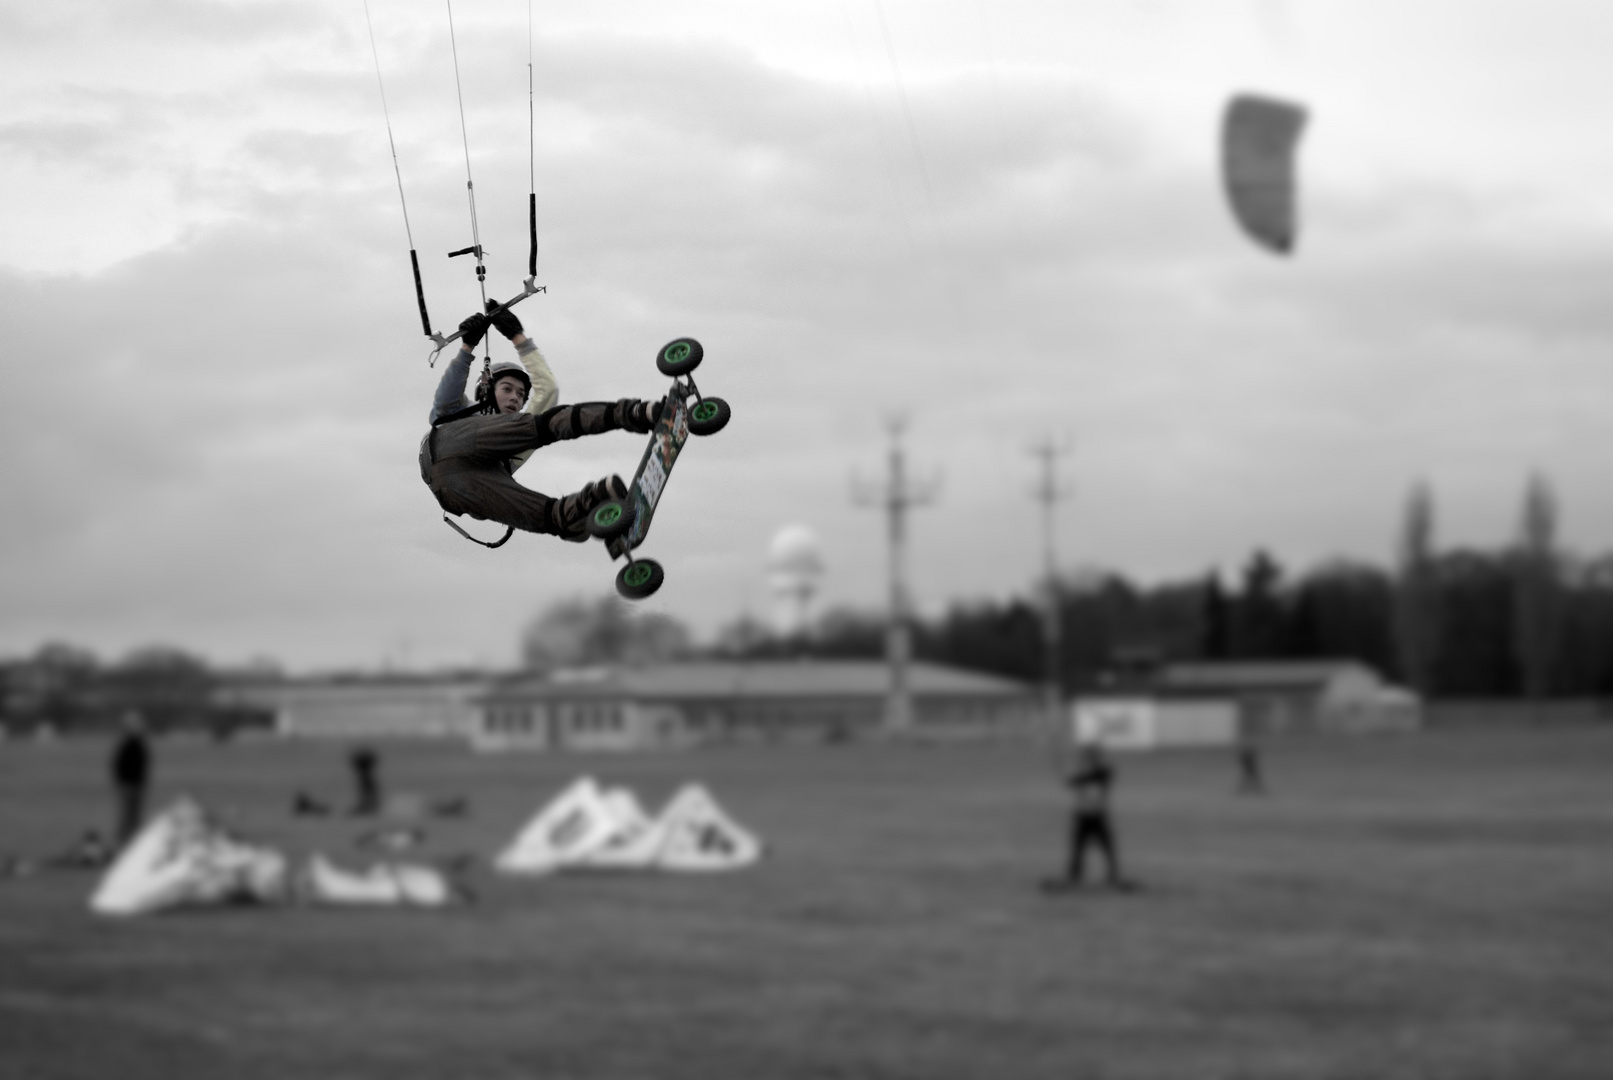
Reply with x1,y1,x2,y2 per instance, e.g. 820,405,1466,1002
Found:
89,797,468,916
496,778,763,876
90,798,290,916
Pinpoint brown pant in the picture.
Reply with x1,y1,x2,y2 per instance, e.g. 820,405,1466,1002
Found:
420,402,635,539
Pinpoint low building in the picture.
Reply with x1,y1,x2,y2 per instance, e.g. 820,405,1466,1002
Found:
218,674,489,739
1155,660,1422,736
1070,696,1240,750
1071,659,1421,749
475,659,1037,751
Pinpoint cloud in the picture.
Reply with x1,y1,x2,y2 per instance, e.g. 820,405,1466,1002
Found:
4,19,1613,670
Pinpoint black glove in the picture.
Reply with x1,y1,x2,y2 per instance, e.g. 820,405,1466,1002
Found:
458,312,489,349
486,300,523,339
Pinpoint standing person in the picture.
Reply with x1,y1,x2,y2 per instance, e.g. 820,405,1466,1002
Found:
420,305,665,542
1045,742,1134,892
109,710,151,849
349,746,381,817
1236,731,1265,795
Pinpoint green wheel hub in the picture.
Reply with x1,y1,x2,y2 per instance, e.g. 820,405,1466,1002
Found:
664,343,692,366
623,562,654,587
691,400,719,422
593,504,623,527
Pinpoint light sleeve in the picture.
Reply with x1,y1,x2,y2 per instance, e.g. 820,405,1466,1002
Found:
507,339,560,473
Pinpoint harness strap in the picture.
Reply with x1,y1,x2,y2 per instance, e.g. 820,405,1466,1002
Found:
442,514,514,549
432,400,488,427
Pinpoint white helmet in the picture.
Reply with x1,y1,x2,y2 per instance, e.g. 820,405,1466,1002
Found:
484,359,531,401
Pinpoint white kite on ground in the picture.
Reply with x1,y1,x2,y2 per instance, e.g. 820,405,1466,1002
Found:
90,797,469,916
493,776,620,875
653,784,763,872
300,853,458,907
569,787,669,870
90,798,290,916
498,779,764,875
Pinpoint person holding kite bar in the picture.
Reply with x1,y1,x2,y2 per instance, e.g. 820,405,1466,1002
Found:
419,304,663,545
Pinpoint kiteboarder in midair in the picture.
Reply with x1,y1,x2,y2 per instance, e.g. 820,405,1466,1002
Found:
419,304,664,543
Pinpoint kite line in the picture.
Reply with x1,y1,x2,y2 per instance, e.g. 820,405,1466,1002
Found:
363,0,545,368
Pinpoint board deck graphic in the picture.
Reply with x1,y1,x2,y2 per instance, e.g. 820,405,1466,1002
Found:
610,393,690,558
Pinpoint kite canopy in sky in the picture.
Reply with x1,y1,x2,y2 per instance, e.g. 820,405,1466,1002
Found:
1221,93,1310,255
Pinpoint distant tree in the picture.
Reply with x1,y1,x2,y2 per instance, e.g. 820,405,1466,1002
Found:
1233,550,1287,657
8,643,101,730
1134,577,1211,664
1558,555,1613,697
1394,480,1441,694
1434,550,1517,696
1201,570,1230,660
102,646,217,732
710,612,772,656
1060,573,1144,688
521,596,691,671
1512,473,1563,698
1288,560,1396,674
801,607,886,660
923,599,1042,684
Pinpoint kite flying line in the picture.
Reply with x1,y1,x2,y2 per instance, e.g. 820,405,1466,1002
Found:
363,0,544,370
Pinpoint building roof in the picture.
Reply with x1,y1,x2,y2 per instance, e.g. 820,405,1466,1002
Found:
217,675,490,710
1158,660,1380,693
484,659,1032,703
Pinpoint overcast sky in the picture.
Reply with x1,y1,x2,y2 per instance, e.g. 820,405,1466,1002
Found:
3,0,1611,672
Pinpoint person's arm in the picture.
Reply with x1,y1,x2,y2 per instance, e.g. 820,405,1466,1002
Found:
429,314,493,423
517,338,558,415
1069,764,1100,787
428,346,477,423
503,339,558,473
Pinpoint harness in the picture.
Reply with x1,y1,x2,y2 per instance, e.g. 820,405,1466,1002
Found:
422,406,516,549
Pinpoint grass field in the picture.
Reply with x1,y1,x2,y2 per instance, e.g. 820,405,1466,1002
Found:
2,725,1610,1079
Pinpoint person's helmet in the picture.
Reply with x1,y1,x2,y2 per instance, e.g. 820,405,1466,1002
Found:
484,359,531,401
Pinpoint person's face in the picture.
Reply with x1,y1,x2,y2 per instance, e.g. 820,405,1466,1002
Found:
493,376,528,414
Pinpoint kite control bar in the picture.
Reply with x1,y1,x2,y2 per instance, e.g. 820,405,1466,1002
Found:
426,277,546,358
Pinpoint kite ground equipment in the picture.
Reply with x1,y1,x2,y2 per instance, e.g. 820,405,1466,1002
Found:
584,338,731,600
1220,93,1309,255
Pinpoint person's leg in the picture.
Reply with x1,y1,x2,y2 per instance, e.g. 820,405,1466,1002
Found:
532,399,661,445
433,462,625,541
462,399,661,462
1069,812,1093,883
115,785,141,848
1094,815,1125,886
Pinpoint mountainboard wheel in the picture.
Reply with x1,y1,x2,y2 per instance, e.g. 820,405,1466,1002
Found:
687,396,730,436
655,338,704,376
587,500,636,541
616,559,665,600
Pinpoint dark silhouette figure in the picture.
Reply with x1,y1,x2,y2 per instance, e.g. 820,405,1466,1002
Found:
349,747,382,816
431,796,470,818
1047,743,1133,891
1236,736,1265,795
1,830,111,878
293,791,332,817
110,711,151,849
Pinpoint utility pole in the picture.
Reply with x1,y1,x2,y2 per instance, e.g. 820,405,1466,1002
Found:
1029,436,1072,736
854,417,937,733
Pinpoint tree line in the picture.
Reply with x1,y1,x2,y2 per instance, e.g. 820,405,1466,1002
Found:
5,477,1606,733
0,644,278,736
720,476,1613,700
